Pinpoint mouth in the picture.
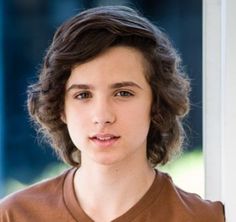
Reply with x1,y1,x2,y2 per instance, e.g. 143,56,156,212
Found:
89,134,120,147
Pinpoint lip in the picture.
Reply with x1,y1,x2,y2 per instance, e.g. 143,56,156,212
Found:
89,134,120,148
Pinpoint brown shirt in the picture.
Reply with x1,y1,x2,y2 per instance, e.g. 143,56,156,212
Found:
0,168,225,222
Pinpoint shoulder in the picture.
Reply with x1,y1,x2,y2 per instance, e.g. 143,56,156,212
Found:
0,168,73,220
158,171,225,222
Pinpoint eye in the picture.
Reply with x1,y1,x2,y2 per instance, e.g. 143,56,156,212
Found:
115,90,134,97
74,91,92,100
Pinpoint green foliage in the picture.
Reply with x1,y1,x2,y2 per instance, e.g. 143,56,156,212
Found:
159,150,204,197
5,150,204,197
5,163,69,195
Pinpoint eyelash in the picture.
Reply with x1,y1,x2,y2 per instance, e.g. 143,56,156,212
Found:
115,90,134,97
74,91,92,100
74,90,134,100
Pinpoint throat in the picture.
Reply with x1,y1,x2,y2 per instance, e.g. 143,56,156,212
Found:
73,166,156,221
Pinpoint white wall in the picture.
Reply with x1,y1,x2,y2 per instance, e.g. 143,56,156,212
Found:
203,0,236,220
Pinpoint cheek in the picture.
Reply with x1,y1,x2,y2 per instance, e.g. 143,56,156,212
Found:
121,103,151,134
64,107,89,144
64,103,88,124
135,102,152,134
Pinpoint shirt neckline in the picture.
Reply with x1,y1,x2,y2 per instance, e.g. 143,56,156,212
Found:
63,168,165,222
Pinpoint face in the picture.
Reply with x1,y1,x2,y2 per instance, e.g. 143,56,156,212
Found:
63,46,152,167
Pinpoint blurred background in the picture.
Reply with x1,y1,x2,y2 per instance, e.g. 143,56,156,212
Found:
0,0,203,198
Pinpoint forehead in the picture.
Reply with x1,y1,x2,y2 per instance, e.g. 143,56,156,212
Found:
68,46,149,84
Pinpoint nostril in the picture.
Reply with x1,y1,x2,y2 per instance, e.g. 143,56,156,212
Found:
94,120,112,125
92,111,116,125
92,105,116,125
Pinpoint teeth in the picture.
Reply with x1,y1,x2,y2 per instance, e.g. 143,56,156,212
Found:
96,136,112,141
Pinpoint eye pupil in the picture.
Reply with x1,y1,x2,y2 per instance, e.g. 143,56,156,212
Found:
122,91,128,96
117,91,133,97
76,92,91,99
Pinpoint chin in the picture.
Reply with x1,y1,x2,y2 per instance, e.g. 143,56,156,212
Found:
94,158,120,166
91,153,125,166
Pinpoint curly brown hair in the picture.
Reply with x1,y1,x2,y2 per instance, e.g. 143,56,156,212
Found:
27,6,190,167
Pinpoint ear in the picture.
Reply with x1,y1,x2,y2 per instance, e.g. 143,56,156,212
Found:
60,112,67,124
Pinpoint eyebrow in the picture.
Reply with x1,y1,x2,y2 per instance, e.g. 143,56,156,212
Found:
66,81,143,92
66,84,94,92
110,81,143,89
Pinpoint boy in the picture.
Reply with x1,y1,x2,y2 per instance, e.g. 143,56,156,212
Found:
0,6,225,222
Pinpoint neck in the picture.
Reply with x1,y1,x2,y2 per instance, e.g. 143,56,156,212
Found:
73,157,155,221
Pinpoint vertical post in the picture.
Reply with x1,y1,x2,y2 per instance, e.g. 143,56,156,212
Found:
221,0,236,219
203,0,236,220
0,0,4,197
203,0,223,201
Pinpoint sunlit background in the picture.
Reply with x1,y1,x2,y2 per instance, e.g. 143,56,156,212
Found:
0,0,203,198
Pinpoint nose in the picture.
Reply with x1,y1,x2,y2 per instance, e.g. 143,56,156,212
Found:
92,97,116,126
